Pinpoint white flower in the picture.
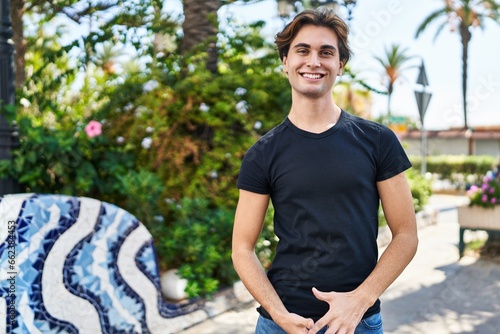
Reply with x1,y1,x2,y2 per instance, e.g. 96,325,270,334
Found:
124,103,134,112
188,64,196,72
200,103,210,113
146,126,154,133
210,170,218,179
254,121,263,130
153,215,165,222
236,100,248,114
135,106,149,117
234,87,247,96
225,153,232,159
116,136,124,144
143,80,159,92
20,98,31,108
141,137,153,149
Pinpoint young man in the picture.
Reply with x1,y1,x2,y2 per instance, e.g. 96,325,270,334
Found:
232,7,418,334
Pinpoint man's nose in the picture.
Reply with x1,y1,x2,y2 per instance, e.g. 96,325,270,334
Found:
306,53,321,68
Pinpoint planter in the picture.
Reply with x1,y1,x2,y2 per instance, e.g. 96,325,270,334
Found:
457,205,500,230
457,205,500,257
160,269,188,301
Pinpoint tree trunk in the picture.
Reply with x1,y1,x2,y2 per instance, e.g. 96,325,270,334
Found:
10,0,26,88
387,83,393,119
181,0,221,73
460,22,471,133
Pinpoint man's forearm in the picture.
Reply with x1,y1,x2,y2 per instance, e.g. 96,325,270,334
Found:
232,249,290,321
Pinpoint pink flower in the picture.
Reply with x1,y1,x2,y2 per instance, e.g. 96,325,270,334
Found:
482,195,488,203
490,188,495,194
467,185,479,196
491,198,497,204
85,120,102,138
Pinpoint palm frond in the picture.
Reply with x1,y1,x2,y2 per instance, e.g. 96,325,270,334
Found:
432,21,449,42
415,7,448,38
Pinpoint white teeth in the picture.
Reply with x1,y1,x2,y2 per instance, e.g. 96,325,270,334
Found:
302,73,322,79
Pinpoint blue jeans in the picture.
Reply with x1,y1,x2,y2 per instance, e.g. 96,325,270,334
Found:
255,312,383,334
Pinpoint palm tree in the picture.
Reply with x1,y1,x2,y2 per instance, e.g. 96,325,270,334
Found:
334,66,373,119
373,44,416,119
181,0,222,74
415,0,500,130
180,0,261,74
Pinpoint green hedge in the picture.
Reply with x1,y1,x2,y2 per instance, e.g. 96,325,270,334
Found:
409,155,498,179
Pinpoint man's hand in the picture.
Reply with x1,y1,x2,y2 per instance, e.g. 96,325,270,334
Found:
274,312,315,334
307,288,368,334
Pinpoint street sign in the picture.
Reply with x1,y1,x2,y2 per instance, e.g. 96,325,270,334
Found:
416,62,429,86
414,60,431,175
414,90,432,122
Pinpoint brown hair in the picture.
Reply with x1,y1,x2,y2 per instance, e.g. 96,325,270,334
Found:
275,7,352,65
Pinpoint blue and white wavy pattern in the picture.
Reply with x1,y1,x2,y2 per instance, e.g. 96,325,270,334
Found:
0,194,200,334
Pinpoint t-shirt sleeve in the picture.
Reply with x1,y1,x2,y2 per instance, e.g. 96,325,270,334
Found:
237,143,271,194
376,126,412,182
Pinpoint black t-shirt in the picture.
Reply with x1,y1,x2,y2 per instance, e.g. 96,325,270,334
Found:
237,110,412,321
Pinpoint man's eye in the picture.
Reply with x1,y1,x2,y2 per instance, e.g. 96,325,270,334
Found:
297,49,308,54
321,51,333,56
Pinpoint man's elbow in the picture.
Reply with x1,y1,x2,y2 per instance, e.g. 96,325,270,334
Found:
403,224,419,258
391,223,419,256
410,232,419,256
231,244,250,266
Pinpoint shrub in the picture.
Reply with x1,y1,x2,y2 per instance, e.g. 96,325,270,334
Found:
378,168,432,226
157,198,238,298
410,155,497,179
406,168,432,213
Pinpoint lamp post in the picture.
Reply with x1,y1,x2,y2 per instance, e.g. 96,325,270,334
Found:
0,0,19,195
414,60,432,175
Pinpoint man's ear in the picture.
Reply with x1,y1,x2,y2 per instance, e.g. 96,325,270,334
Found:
282,55,288,74
338,61,345,76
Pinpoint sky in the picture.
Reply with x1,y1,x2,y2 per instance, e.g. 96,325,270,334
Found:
190,0,500,131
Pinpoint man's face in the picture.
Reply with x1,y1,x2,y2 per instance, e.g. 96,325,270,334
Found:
282,24,344,100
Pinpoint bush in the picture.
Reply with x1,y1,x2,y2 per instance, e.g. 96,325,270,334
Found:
410,155,497,179
378,168,432,226
155,198,235,297
407,168,432,213
155,197,277,298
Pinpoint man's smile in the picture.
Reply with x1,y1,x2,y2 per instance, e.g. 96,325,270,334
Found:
300,73,325,79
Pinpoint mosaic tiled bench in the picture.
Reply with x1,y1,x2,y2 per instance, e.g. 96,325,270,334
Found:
0,193,211,334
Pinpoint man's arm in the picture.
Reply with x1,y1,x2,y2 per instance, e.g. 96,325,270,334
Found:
308,171,418,334
232,189,314,333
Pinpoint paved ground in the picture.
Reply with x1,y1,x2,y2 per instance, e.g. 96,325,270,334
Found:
181,195,500,334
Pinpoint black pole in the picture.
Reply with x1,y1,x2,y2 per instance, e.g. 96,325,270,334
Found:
0,0,19,195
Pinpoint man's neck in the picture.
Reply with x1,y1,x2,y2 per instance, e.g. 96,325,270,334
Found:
288,98,341,134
